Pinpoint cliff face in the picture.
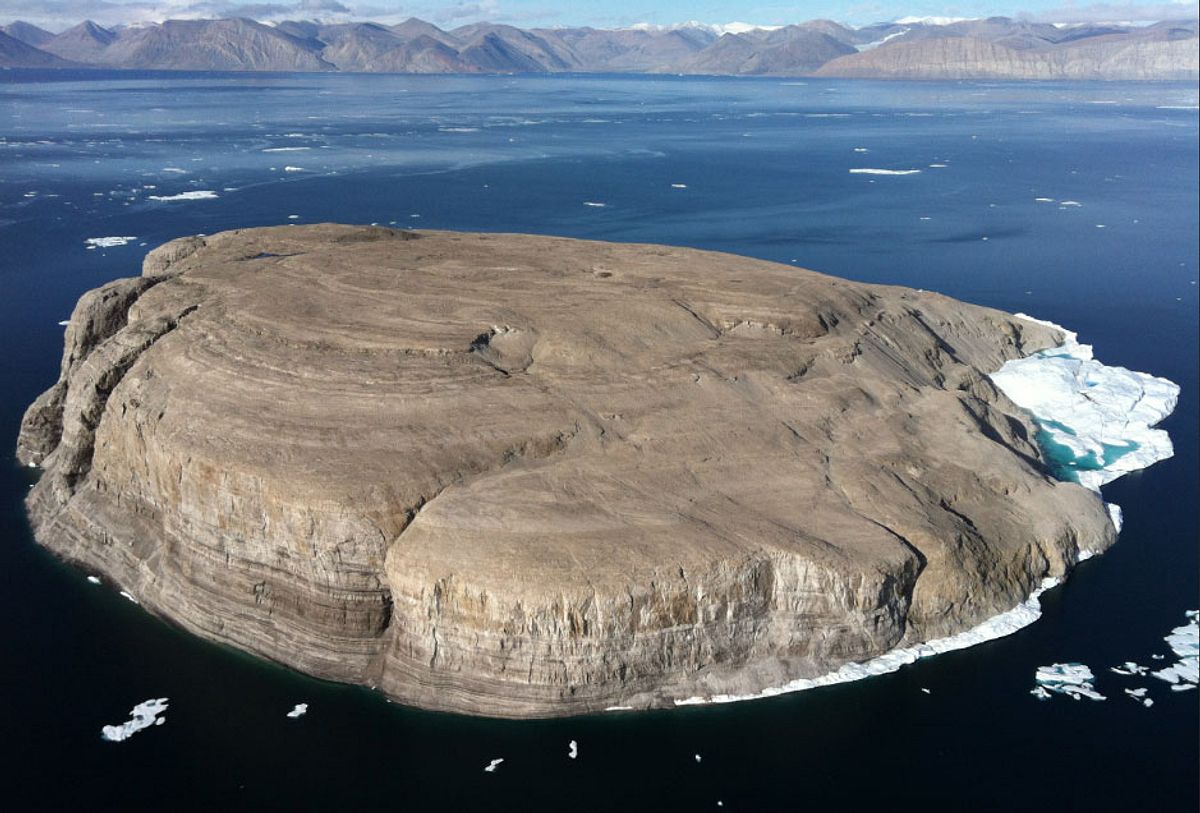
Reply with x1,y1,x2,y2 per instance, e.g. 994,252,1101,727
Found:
18,225,1114,717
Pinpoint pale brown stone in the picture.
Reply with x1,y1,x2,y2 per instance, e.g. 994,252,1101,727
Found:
19,224,1113,717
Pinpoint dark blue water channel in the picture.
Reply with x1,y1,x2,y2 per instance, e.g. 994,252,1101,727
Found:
1,71,1196,810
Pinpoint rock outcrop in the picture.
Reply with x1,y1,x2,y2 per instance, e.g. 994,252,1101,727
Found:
19,225,1114,717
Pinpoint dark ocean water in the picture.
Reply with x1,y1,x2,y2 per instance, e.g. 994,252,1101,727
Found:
1,71,1196,811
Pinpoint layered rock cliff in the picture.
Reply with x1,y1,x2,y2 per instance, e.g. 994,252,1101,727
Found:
18,225,1114,717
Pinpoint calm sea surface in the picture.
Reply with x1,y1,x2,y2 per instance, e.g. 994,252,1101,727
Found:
1,71,1196,811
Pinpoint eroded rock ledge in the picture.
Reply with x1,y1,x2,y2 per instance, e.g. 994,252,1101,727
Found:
18,225,1113,717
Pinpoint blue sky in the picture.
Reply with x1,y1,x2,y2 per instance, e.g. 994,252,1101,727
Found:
2,0,1197,32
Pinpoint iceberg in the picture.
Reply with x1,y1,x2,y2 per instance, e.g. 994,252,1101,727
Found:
101,698,168,742
483,758,504,772
568,740,578,759
1032,663,1105,701
989,315,1179,493
286,703,308,718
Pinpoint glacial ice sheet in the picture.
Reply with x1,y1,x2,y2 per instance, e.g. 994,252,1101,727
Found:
101,698,168,742
989,315,1179,493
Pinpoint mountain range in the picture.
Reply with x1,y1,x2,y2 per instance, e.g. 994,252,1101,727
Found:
2,16,1196,80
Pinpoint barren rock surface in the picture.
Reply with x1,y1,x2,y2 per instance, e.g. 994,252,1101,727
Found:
19,224,1114,717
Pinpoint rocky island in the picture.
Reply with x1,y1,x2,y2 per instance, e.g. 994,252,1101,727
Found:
18,224,1121,717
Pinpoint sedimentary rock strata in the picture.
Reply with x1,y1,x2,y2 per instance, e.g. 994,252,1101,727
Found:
19,224,1114,717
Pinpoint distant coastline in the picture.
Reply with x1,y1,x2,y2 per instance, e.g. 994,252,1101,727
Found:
3,15,1197,81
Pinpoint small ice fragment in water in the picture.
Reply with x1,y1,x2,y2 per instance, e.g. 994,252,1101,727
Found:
671,183,688,188
928,163,947,168
1033,663,1105,701
287,703,308,718
283,166,304,172
1060,200,1082,207
568,740,578,759
119,591,139,604
920,687,931,694
583,201,607,207
694,754,702,763
58,320,70,326
148,190,218,202
484,758,504,772
853,147,868,152
1110,661,1148,676
87,575,101,584
849,168,921,175
1035,197,1054,202
85,236,137,248
287,214,299,219
101,698,168,742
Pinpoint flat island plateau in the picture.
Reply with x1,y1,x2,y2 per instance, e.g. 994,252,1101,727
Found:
19,224,1125,718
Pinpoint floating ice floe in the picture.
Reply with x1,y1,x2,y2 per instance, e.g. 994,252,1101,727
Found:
568,740,578,759
101,698,168,742
85,236,137,249
484,758,504,772
1123,687,1153,707
853,147,869,152
1035,197,1055,203
671,183,688,189
161,167,188,174
287,703,308,718
283,166,304,172
1059,200,1082,207
148,191,219,202
1150,610,1198,689
58,320,70,326
262,146,310,152
1031,663,1105,701
694,754,702,763
928,163,948,168
674,578,1061,705
583,201,607,207
989,314,1180,493
119,591,139,604
849,168,921,175
87,575,101,584
1110,661,1148,676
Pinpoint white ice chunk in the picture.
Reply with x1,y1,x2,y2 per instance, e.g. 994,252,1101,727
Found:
671,183,688,188
1151,611,1198,687
583,201,607,207
568,740,578,759
1033,663,1106,701
119,590,139,604
84,236,137,248
928,163,948,168
283,166,304,172
262,146,310,152
101,698,168,742
148,191,218,202
287,703,308,718
694,754,702,763
1035,197,1055,202
675,578,1061,705
484,758,504,772
853,147,869,152
849,168,921,175
1059,200,1082,207
1106,503,1124,533
990,315,1180,492
58,320,70,326
1110,661,1148,676
87,575,101,584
